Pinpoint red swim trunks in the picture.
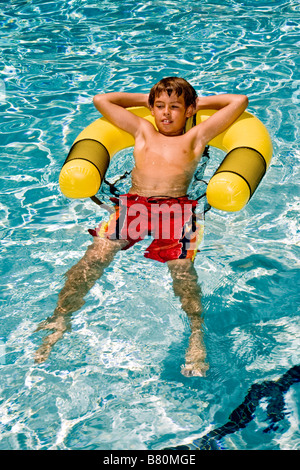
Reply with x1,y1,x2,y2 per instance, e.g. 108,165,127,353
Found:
88,194,204,263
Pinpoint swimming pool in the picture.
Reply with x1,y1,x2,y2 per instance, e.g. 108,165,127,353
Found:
0,0,299,451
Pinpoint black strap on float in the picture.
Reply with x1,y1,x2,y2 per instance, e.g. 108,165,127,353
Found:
90,195,115,213
102,171,132,196
90,195,103,206
194,146,211,214
89,171,132,209
184,114,212,213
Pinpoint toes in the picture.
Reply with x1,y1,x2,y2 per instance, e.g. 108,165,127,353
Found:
181,362,208,378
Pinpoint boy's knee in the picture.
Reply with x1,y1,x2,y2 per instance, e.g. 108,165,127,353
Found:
167,258,194,279
89,237,128,259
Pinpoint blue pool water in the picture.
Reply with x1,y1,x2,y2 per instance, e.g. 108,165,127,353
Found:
0,0,299,451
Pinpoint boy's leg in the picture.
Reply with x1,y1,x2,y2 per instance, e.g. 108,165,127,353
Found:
34,237,128,363
167,258,209,377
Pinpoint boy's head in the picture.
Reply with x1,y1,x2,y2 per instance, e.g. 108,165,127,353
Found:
148,77,197,109
148,77,197,136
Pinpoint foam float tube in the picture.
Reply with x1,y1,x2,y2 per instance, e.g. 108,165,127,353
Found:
59,107,272,212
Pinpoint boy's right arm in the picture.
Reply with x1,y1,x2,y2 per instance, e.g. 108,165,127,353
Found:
93,92,150,137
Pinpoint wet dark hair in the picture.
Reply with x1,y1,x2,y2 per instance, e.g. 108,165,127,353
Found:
148,77,198,108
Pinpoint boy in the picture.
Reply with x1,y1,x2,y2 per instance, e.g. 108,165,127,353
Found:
35,77,248,376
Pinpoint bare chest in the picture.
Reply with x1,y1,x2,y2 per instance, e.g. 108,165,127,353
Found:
133,133,196,171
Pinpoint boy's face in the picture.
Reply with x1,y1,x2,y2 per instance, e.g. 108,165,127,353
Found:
150,91,194,136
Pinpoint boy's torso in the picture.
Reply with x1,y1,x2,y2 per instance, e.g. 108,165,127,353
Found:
129,122,205,198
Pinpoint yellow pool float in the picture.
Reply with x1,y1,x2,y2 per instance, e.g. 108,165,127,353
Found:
59,107,272,212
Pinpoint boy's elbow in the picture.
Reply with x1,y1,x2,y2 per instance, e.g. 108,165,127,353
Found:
239,94,249,109
93,93,104,110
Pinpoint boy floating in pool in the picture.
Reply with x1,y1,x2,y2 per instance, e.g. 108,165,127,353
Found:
35,77,248,376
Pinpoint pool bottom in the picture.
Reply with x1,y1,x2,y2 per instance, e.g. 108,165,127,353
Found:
165,364,300,450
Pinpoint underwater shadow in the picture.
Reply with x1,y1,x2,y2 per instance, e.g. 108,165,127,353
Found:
164,364,300,450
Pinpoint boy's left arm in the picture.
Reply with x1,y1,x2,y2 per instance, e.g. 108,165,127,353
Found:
190,94,248,152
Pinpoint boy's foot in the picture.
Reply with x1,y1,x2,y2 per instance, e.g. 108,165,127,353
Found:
181,360,209,377
181,332,209,377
